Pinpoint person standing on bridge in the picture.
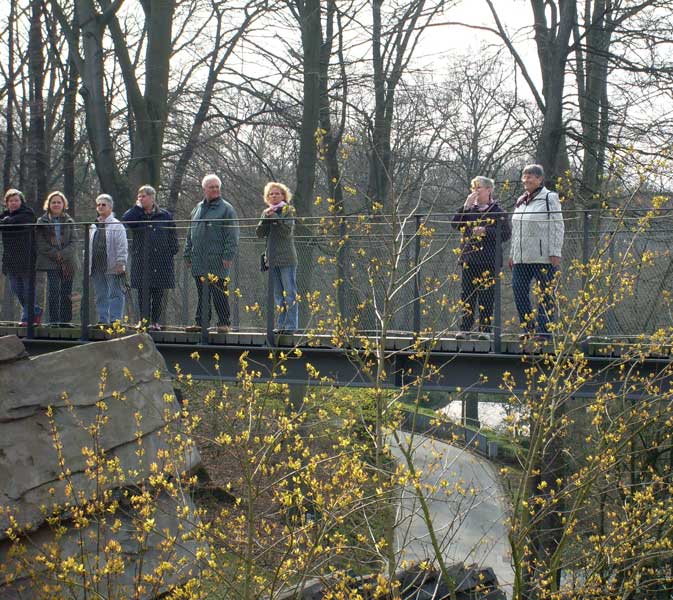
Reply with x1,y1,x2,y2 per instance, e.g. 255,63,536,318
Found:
508,164,564,340
452,176,510,339
1,189,42,326
88,194,128,326
36,191,78,326
122,185,179,331
256,182,298,334
184,174,239,333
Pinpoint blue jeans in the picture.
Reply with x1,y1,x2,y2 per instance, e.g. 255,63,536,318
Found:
46,270,73,323
8,274,41,322
512,263,557,335
92,272,126,324
270,265,298,331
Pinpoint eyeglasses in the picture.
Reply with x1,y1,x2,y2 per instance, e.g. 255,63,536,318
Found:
96,203,109,207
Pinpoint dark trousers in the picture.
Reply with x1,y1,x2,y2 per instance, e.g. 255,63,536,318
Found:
46,270,73,323
136,288,166,324
460,263,495,332
512,263,557,334
8,273,41,323
194,276,230,327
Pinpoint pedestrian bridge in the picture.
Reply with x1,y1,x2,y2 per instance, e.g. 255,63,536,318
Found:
2,208,672,399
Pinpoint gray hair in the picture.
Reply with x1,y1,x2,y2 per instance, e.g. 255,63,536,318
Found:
471,176,494,190
522,164,545,178
201,174,222,189
137,185,156,198
95,193,114,208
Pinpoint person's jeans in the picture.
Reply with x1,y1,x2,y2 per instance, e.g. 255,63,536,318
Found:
8,274,41,323
46,270,73,323
92,271,126,324
194,276,230,327
512,263,557,335
271,265,298,331
460,264,495,332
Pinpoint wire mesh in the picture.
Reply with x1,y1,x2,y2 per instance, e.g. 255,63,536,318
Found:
1,209,671,338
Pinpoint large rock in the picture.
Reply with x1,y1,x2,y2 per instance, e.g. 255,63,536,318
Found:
0,334,204,599
0,336,26,365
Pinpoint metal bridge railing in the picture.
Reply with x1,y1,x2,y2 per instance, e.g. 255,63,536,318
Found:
1,209,671,345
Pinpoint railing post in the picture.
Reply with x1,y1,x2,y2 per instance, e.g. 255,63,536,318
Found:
413,214,422,335
181,243,189,327
140,223,150,325
493,215,503,353
337,217,347,318
81,222,91,341
582,210,591,287
606,230,617,335
200,277,209,345
581,210,591,353
26,226,36,339
232,254,239,330
266,218,276,346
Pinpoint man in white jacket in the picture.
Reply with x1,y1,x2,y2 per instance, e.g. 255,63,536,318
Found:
508,164,564,339
89,194,128,324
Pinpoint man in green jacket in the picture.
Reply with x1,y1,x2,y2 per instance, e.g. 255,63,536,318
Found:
184,174,240,332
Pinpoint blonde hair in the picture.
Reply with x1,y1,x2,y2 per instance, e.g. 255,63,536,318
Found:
4,188,24,205
263,182,292,205
43,190,69,212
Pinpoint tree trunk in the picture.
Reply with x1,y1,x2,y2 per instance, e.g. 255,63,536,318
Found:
293,0,321,325
76,0,129,206
63,37,79,215
368,0,390,208
293,0,321,217
28,0,48,210
126,0,175,194
578,0,612,208
2,0,16,192
530,0,576,182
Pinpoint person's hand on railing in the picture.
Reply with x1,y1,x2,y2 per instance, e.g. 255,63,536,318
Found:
550,255,561,267
222,259,232,269
113,263,125,274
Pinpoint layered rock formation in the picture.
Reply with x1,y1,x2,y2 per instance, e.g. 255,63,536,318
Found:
0,334,203,599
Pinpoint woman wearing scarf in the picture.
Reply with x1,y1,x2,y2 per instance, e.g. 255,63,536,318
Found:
256,182,298,333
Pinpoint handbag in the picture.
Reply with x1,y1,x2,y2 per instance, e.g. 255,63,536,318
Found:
260,252,269,272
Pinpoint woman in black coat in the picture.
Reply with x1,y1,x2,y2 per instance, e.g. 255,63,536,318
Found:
451,176,510,338
121,185,178,330
0,189,42,325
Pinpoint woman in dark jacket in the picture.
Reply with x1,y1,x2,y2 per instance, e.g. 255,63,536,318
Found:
122,185,178,330
0,189,42,325
451,176,510,338
36,191,78,325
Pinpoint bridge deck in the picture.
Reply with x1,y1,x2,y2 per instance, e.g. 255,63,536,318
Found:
9,323,672,399
3,322,669,358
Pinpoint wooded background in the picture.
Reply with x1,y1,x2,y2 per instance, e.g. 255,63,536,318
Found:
1,0,672,222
